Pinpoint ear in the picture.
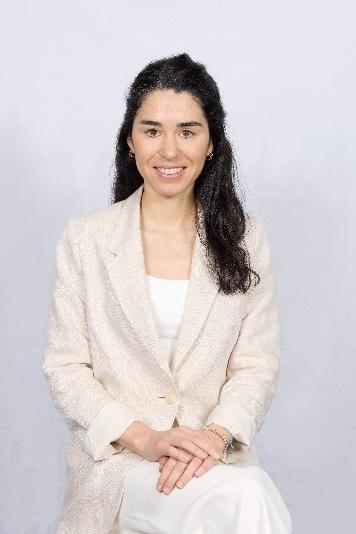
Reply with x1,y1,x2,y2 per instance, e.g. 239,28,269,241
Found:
127,137,133,151
207,139,213,156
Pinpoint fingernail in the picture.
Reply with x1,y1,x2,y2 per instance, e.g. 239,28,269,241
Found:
176,481,183,488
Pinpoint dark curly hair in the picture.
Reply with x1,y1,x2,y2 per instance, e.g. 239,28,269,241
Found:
110,52,259,295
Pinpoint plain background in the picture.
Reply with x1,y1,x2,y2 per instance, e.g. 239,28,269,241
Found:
1,1,355,533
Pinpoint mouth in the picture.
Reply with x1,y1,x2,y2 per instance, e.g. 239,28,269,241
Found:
154,166,186,179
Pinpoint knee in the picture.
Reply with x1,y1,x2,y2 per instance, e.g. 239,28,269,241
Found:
234,467,272,502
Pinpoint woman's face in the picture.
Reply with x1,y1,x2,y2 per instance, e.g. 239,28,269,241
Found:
127,89,213,198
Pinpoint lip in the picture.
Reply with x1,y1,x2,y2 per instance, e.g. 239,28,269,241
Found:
154,167,186,180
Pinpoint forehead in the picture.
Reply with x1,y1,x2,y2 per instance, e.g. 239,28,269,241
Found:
135,89,206,124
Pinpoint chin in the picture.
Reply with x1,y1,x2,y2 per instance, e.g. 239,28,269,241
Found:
145,177,195,197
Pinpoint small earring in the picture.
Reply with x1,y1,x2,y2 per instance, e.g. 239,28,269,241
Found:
129,148,135,159
207,152,213,160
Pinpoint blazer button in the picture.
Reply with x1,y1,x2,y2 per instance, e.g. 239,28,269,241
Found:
165,388,177,404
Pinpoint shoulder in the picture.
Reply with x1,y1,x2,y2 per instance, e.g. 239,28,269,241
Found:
243,214,267,250
243,214,275,278
58,201,124,248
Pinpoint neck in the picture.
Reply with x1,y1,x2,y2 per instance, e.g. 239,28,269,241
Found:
140,184,197,234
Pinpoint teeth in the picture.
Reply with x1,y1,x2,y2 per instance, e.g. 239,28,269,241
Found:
157,167,184,175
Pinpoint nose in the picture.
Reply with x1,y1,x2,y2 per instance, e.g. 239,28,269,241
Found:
159,133,180,160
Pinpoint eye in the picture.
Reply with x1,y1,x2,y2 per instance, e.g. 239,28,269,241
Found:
144,128,160,137
181,129,195,138
144,128,195,138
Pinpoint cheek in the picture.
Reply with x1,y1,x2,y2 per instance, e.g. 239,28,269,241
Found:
185,144,208,163
136,143,155,163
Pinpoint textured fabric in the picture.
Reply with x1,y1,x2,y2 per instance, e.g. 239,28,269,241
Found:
145,274,189,369
42,183,281,534
110,460,292,534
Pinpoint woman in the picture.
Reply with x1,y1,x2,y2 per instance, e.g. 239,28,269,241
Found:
43,53,292,533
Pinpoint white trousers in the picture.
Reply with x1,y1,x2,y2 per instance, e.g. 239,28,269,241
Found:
110,459,292,534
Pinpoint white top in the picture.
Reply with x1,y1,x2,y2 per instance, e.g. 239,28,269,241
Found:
145,274,189,369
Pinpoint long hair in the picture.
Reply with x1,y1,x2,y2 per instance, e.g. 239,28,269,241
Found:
110,52,259,295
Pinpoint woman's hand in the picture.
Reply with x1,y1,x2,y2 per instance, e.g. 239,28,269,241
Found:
156,428,226,494
156,452,219,494
134,424,223,464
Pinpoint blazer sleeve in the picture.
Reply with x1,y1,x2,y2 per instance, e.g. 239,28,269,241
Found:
204,217,280,464
42,217,142,462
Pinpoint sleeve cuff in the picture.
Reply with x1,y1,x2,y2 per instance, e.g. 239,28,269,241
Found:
82,400,142,461
205,403,256,451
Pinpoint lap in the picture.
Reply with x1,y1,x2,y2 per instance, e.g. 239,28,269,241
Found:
123,459,278,505
112,459,292,534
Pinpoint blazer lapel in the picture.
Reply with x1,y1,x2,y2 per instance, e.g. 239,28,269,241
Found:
104,184,219,378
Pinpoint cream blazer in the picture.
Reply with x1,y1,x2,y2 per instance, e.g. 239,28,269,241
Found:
42,183,280,534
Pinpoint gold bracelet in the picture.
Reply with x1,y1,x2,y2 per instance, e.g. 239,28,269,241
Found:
202,425,228,457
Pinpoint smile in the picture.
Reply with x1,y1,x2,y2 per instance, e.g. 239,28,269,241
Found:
154,167,186,179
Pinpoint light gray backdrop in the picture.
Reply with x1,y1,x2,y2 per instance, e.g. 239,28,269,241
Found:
1,1,355,533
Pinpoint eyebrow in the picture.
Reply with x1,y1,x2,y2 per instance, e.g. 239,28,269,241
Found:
138,120,204,128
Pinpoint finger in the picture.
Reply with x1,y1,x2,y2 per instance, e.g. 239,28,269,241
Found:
167,444,194,463
160,461,188,494
170,437,209,461
169,428,209,461
175,429,221,461
183,440,212,460
175,456,203,489
158,456,169,472
156,457,177,491
193,455,219,478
